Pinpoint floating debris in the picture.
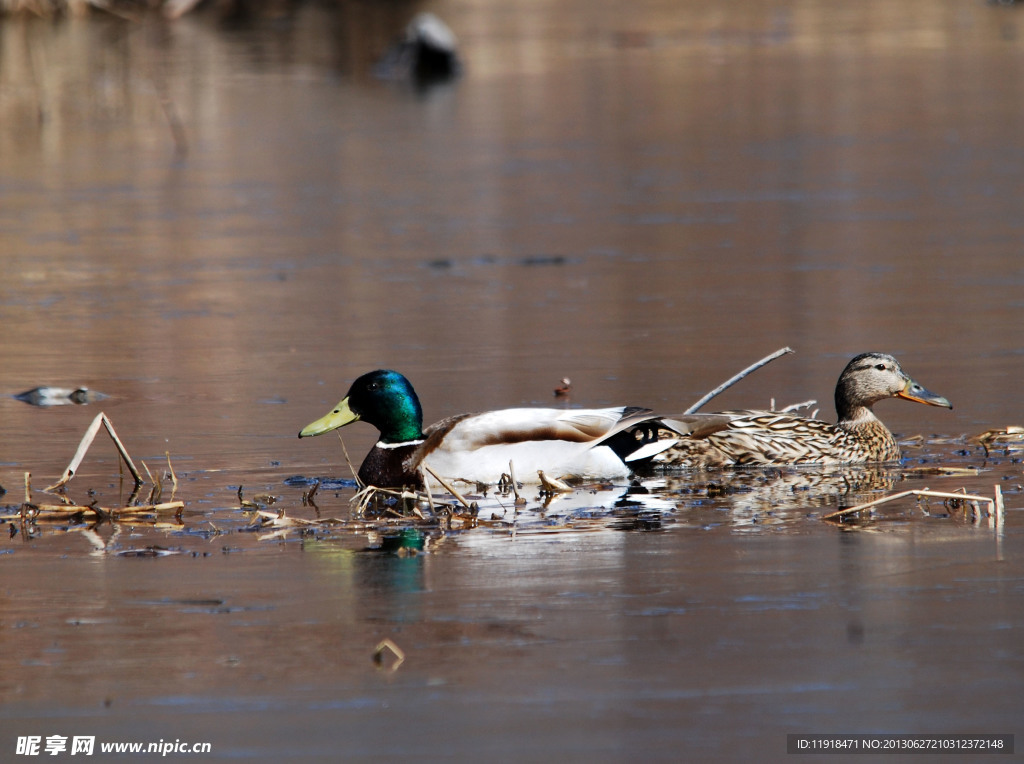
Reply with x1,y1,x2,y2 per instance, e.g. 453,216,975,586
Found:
375,13,461,85
538,470,573,495
553,377,572,397
116,546,181,558
237,485,277,509
250,509,320,529
19,500,184,523
15,386,108,407
373,639,405,672
520,255,567,267
5,414,186,526
973,426,1024,455
301,480,320,507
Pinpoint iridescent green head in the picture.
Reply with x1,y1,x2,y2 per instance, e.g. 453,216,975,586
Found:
298,369,425,444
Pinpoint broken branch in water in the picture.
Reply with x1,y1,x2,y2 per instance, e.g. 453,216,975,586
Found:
822,487,1002,522
18,499,184,523
46,412,143,491
685,347,795,414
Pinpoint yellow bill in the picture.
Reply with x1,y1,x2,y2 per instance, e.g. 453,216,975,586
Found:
298,397,360,438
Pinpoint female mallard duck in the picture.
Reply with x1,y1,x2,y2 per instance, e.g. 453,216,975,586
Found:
655,352,952,468
299,369,728,488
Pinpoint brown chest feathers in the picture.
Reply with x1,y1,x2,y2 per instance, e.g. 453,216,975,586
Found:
357,443,426,489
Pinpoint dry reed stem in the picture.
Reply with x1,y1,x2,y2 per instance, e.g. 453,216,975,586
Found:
352,485,424,515
507,460,522,503
422,464,472,509
142,461,160,505
337,434,361,487
823,488,997,521
165,451,179,497
686,347,794,414
419,468,436,514
46,413,143,491
303,480,320,506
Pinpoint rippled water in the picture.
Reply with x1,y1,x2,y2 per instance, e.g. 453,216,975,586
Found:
1,0,1023,760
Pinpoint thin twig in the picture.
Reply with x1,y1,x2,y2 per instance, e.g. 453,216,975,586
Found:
776,398,817,414
422,464,472,509
142,461,161,505
337,433,361,487
685,347,795,414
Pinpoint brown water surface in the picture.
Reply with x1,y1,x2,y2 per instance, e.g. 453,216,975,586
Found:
1,1,1023,760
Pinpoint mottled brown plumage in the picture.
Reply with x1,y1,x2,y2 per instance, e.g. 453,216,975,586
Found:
655,353,952,468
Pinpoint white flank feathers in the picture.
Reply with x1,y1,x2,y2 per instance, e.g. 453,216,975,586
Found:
423,407,638,484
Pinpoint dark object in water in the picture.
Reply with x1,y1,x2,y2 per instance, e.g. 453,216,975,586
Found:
14,386,108,407
521,255,568,267
554,378,572,397
375,13,462,84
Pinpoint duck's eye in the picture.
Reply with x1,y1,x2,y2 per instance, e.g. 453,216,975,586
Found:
874,363,887,371
367,382,379,391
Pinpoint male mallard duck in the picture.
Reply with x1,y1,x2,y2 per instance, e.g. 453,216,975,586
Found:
299,369,728,488
655,352,952,468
